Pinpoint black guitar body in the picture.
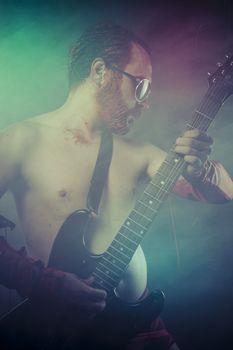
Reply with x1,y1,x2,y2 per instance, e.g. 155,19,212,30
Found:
0,210,164,350
48,209,165,349
49,210,100,278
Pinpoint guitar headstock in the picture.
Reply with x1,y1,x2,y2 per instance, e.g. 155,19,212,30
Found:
208,53,233,103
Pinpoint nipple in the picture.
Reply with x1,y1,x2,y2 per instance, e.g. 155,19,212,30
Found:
59,189,67,197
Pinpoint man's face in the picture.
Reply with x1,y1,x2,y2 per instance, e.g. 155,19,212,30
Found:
97,42,152,135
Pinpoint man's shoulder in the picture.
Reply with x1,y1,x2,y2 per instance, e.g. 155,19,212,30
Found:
1,119,38,146
0,112,54,141
0,116,47,162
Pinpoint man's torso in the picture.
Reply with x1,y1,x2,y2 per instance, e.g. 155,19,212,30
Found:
7,115,163,301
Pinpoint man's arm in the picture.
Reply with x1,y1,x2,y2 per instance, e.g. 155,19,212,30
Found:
0,124,25,197
173,159,233,203
0,236,106,313
146,129,233,203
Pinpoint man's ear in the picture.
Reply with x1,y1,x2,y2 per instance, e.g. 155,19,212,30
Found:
90,58,107,87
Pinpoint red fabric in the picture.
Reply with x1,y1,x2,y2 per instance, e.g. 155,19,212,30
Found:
0,237,65,299
173,160,233,203
126,317,175,350
126,289,175,350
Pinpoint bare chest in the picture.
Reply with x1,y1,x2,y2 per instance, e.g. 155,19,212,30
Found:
13,136,146,261
21,138,140,213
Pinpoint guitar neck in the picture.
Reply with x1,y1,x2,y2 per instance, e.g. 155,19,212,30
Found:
92,74,229,292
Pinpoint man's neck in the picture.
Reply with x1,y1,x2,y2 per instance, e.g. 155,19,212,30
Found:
55,83,104,142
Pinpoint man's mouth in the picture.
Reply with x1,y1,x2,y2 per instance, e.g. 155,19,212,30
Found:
115,114,134,128
127,115,134,125
110,113,135,135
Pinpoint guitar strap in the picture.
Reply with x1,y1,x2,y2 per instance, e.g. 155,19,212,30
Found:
86,128,113,215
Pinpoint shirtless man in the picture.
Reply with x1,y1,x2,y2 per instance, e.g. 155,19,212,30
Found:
0,23,232,350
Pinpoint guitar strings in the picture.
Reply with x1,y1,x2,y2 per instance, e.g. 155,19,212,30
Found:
125,79,226,235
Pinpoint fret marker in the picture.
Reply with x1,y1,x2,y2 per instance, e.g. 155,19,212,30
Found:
174,159,178,163
126,221,130,226
106,270,109,274
112,259,116,263
149,200,153,205
160,181,165,185
140,230,144,234
120,247,124,251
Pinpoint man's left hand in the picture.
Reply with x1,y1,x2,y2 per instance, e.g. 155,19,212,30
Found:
174,129,213,176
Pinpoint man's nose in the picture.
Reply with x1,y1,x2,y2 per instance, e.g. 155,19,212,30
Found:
137,99,150,110
140,99,150,109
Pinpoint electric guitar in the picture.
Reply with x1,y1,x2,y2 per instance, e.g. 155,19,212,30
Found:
1,54,233,350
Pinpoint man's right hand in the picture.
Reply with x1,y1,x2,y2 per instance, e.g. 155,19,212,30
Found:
0,237,107,317
60,273,107,316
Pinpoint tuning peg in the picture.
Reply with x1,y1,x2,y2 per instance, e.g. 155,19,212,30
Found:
225,54,229,59
217,62,222,67
207,71,211,76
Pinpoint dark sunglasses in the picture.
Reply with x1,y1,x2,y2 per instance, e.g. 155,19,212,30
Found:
108,65,151,104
